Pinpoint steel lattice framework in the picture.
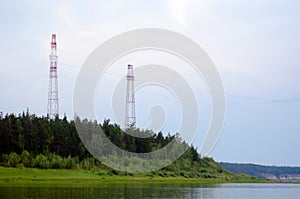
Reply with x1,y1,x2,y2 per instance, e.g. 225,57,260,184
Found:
125,64,136,128
47,34,59,118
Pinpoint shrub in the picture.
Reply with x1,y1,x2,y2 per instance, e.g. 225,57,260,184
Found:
63,156,77,169
17,163,24,169
48,153,63,169
1,154,9,166
7,152,20,167
35,154,50,169
20,150,31,167
81,158,93,170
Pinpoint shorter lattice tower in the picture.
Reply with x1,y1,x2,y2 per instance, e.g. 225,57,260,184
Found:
47,34,59,118
125,64,136,128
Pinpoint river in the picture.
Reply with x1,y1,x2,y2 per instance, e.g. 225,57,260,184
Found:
0,183,299,198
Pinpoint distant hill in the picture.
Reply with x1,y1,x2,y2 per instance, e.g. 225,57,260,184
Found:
220,162,300,182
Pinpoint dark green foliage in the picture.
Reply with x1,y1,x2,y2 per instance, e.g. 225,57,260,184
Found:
0,111,238,179
0,112,178,158
0,112,87,158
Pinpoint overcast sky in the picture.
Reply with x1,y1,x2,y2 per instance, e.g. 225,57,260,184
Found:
0,0,299,166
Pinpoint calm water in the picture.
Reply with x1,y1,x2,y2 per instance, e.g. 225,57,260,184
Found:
0,183,299,199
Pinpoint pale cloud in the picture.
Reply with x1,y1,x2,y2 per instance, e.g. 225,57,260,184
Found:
169,1,300,90
168,0,191,27
54,6,77,28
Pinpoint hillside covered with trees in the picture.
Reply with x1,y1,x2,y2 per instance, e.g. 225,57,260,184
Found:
0,111,254,180
220,162,300,182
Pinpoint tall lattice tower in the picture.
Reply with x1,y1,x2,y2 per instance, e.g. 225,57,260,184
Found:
47,33,59,118
125,64,136,128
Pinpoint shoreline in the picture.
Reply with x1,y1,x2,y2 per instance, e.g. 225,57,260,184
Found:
0,167,271,187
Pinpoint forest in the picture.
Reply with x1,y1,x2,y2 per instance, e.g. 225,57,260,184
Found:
220,162,300,180
0,110,246,179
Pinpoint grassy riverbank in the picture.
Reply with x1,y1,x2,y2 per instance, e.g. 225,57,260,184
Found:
0,114,269,187
0,167,267,187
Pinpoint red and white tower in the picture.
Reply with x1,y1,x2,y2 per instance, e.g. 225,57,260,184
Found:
47,34,59,118
125,64,136,128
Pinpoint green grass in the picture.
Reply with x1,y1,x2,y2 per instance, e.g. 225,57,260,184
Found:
0,166,267,187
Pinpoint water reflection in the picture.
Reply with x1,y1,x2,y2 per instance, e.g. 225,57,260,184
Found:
0,183,299,199
0,184,215,199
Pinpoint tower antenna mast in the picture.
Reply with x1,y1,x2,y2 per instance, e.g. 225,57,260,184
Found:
47,33,59,118
125,64,136,128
